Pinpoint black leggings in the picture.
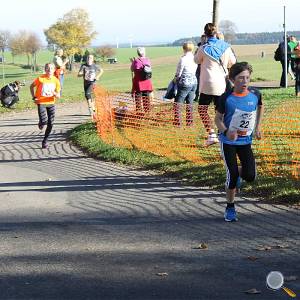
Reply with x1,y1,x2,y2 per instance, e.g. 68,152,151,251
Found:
38,104,55,142
221,142,256,189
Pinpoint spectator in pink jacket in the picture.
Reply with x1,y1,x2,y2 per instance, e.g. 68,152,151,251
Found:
130,47,153,113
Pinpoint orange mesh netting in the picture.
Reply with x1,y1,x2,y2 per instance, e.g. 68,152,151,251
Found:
94,86,300,180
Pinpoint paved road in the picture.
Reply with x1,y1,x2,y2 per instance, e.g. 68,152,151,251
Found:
0,103,299,299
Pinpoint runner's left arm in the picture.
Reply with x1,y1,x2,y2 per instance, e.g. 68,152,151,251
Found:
255,104,264,140
96,67,104,81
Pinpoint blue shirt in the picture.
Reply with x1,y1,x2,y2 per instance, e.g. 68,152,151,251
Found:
216,87,262,145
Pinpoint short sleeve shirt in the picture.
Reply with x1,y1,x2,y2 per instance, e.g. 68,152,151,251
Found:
216,87,262,145
33,74,61,105
79,63,101,82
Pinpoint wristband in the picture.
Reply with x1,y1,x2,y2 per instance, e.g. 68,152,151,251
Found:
32,97,37,101
223,129,228,136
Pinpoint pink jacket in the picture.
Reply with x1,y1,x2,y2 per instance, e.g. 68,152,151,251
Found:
131,57,153,93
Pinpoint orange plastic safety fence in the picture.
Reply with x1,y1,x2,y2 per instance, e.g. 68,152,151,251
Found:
94,86,300,180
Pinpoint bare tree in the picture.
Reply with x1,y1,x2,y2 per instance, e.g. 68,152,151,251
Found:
94,45,116,62
219,20,238,43
24,33,42,72
8,32,26,64
8,31,41,69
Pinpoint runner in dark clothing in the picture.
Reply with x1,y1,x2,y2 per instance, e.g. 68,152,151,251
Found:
78,54,104,120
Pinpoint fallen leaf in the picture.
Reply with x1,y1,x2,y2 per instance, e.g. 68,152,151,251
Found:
247,256,259,261
244,288,261,294
192,243,208,250
285,276,298,282
256,246,272,251
156,272,168,277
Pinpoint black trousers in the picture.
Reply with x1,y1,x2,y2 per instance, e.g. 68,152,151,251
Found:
221,142,256,189
280,59,290,87
38,104,55,142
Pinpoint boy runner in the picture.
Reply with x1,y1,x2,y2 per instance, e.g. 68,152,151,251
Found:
78,54,103,120
215,62,264,222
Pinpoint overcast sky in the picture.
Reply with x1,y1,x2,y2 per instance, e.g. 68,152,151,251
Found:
1,0,299,45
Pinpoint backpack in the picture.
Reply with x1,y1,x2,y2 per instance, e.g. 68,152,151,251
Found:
0,82,20,108
138,58,152,80
274,44,284,61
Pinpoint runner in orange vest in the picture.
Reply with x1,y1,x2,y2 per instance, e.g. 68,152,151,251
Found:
30,63,61,149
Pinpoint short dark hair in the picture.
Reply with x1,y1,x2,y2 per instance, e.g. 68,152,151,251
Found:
204,23,217,37
229,62,253,80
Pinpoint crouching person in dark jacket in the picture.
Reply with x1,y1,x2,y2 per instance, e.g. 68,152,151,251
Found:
0,80,22,108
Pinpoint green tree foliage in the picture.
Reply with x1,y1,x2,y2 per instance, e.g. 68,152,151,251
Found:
82,49,91,63
44,8,97,59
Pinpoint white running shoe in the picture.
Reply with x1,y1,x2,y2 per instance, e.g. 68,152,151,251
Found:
204,133,219,147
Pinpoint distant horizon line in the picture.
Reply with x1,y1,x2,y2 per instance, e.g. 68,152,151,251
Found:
97,29,300,46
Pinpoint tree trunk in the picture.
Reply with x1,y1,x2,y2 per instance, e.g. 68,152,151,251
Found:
27,54,30,67
68,55,73,71
212,0,220,29
34,52,37,73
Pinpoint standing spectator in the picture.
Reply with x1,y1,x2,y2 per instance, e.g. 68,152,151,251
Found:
30,63,61,149
288,36,297,79
277,35,293,87
130,47,153,113
78,54,104,120
293,41,300,97
53,49,69,96
215,62,264,222
174,41,198,127
195,23,236,146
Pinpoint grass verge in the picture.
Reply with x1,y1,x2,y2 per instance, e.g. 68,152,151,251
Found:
69,122,300,205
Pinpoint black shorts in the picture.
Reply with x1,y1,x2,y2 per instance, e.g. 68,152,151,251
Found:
199,93,220,107
84,80,95,100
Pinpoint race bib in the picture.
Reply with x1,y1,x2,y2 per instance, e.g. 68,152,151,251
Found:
41,82,56,97
85,70,96,81
229,109,256,136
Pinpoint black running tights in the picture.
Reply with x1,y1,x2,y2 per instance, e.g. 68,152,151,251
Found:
38,104,55,142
